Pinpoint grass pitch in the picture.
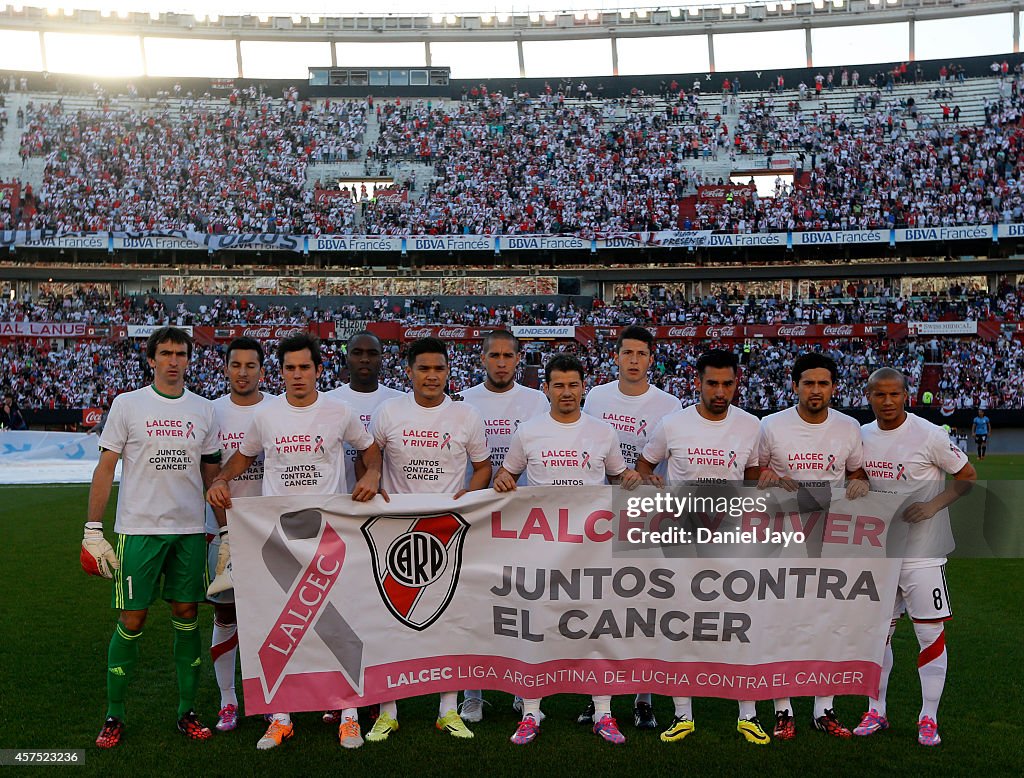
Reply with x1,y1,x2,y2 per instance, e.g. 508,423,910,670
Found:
1,455,1021,776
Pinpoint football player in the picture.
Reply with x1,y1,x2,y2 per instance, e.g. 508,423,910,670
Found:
85,327,221,748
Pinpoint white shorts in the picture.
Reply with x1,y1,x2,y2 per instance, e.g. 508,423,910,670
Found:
892,564,951,622
207,534,234,605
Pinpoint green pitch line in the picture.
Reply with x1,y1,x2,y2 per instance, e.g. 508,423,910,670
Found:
1,463,1020,776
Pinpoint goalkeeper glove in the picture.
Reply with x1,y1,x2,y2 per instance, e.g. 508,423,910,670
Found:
215,528,231,577
81,522,119,579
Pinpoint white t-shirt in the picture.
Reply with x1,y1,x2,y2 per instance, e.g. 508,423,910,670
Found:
99,385,219,535
862,412,970,569
642,404,761,484
460,382,550,473
238,392,373,497
372,394,490,494
758,406,864,487
327,383,405,489
503,412,628,486
583,381,683,470
204,392,275,533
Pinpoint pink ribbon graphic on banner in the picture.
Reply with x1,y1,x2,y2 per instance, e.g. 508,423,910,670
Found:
257,524,346,698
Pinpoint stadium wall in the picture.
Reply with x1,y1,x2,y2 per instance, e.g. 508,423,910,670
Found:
1,51,1015,100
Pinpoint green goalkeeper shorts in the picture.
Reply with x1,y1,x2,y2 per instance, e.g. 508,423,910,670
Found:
111,533,208,611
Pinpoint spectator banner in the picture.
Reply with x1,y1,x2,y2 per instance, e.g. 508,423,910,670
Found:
230,488,899,713
0,182,19,205
595,231,712,249
907,321,978,336
125,324,194,338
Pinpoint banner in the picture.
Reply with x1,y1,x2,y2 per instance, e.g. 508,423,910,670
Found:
0,225,1014,253
791,230,887,247
314,189,353,207
0,181,19,206
398,325,490,342
373,185,408,208
125,324,194,338
0,321,91,338
511,325,576,339
907,321,979,336
577,324,895,343
230,487,900,713
0,430,99,462
697,185,755,204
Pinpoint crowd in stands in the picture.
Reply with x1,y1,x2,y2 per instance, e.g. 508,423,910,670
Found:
3,326,1019,415
0,69,1022,235
2,280,1022,413
7,92,367,234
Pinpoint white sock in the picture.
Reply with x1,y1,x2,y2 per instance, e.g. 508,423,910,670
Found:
271,712,291,725
522,698,542,721
672,696,693,719
379,700,397,719
813,696,835,719
592,695,612,719
869,618,898,717
774,697,792,715
439,691,459,717
738,700,757,720
210,620,238,708
914,622,947,723
464,689,483,701
341,708,358,721
634,692,652,705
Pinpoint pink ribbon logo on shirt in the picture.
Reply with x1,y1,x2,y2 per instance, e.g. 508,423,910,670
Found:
313,435,325,454
727,450,737,468
580,451,591,470
636,419,648,437
826,453,837,471
896,463,907,480
441,432,452,450
185,421,196,439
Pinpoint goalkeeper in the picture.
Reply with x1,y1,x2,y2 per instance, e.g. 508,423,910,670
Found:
82,327,222,749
